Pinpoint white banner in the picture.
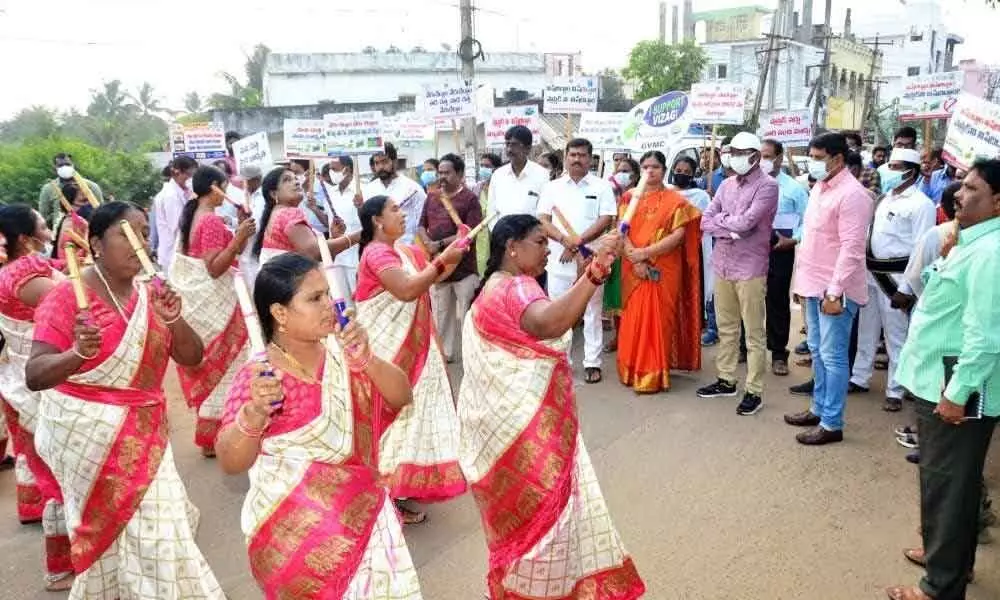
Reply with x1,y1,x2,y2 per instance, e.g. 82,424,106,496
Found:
578,112,629,150
898,71,964,121
543,77,599,114
689,83,747,125
423,83,475,119
943,93,1000,171
231,131,273,173
170,122,226,159
757,110,813,146
476,84,495,125
283,119,326,158
323,111,384,155
485,105,541,147
619,91,693,153
383,113,435,144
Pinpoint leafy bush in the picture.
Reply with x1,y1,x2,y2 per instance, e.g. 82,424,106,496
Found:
0,137,161,209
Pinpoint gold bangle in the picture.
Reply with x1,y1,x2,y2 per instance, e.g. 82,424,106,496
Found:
164,314,183,325
71,344,97,360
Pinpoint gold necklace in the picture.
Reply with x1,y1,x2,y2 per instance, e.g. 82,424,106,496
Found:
92,262,130,321
269,341,320,384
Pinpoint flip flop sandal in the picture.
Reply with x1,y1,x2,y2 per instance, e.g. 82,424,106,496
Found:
903,548,926,567
584,367,603,384
399,507,427,525
45,573,74,592
885,585,931,600
884,398,903,412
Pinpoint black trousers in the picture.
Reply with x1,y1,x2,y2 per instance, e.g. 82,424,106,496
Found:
765,249,795,361
915,398,997,600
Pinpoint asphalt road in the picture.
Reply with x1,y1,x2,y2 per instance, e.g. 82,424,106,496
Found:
1,331,997,600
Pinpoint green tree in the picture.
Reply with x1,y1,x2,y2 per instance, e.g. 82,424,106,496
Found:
183,92,203,114
209,44,270,110
0,137,161,208
622,40,708,101
597,69,632,112
129,82,164,117
0,106,61,143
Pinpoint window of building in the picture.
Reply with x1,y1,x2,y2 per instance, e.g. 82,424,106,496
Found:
910,32,923,42
907,66,921,76
714,64,728,80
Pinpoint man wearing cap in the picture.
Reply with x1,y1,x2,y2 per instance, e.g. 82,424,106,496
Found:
325,156,364,303
697,132,779,417
850,147,936,412
239,164,266,279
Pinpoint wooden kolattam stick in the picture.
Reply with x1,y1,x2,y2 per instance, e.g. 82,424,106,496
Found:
315,230,349,327
72,173,101,208
118,220,158,279
551,205,593,258
65,244,89,310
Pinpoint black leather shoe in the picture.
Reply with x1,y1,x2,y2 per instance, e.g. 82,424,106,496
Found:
784,411,820,427
796,427,844,445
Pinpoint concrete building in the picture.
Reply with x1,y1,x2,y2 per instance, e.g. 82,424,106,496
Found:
263,51,549,108
694,6,823,113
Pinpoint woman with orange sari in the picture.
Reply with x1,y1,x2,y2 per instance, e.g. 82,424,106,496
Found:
216,253,422,599
459,215,644,599
0,205,73,591
171,165,256,456
26,202,223,599
617,150,702,394
355,195,469,524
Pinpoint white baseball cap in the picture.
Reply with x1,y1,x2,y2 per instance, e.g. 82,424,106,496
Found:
730,131,762,152
889,147,921,165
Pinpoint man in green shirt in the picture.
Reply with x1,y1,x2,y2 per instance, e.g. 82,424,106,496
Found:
37,153,104,228
887,159,1000,600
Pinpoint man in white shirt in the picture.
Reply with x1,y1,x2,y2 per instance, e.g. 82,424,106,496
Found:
486,125,550,227
537,138,616,382
325,156,364,304
363,143,426,245
239,164,266,281
153,156,197,272
212,159,244,230
850,147,936,411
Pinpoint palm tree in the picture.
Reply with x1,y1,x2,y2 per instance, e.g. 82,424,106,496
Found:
209,44,270,110
183,92,203,114
128,82,163,116
87,80,132,120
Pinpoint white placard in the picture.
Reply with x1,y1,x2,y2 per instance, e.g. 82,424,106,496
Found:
578,112,629,150
543,77,599,114
689,83,747,125
898,71,964,121
484,105,540,147
169,122,226,159
943,93,1000,171
283,119,326,158
323,111,384,155
619,91,693,153
423,83,475,119
757,110,813,146
383,113,435,144
476,84,495,125
231,131,273,173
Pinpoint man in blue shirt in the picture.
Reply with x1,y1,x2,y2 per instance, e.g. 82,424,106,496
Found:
761,138,809,376
698,136,733,196
918,148,954,205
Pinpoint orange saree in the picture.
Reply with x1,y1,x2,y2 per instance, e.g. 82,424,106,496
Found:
617,188,702,393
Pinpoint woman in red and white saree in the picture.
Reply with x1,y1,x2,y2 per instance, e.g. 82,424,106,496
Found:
355,195,469,523
0,205,73,591
459,215,645,599
26,202,223,600
252,167,356,267
170,165,256,456
216,253,422,599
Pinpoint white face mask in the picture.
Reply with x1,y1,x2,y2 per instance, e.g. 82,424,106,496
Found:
329,172,346,185
808,158,829,181
184,178,194,191
759,159,775,175
613,172,632,187
720,154,732,169
57,165,75,180
729,154,756,176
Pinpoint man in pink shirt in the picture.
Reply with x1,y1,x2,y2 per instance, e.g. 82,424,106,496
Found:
785,132,874,445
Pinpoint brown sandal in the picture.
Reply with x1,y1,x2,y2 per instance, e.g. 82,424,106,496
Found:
885,585,931,600
584,367,603,384
45,573,74,592
394,500,427,525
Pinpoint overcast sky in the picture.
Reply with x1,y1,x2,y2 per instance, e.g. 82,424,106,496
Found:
0,0,995,119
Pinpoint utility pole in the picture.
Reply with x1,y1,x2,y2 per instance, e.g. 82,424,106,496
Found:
767,0,788,111
659,2,667,43
751,0,789,128
459,0,477,183
812,0,834,131
861,34,893,144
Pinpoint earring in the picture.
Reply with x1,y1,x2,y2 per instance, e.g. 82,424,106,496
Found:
511,251,517,258
377,223,384,231
278,323,287,333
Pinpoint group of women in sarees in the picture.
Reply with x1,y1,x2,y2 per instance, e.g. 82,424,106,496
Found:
0,158,655,599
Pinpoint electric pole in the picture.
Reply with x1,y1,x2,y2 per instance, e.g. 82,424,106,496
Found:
812,0,834,130
459,0,477,183
861,34,893,144
750,0,789,129
659,2,667,43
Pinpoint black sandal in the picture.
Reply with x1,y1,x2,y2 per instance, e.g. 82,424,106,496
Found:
883,398,903,412
585,367,603,384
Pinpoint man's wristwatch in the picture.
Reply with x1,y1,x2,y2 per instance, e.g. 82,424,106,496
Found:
824,293,843,304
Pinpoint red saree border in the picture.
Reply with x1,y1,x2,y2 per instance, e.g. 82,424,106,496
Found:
382,461,467,503
70,403,168,573
247,463,383,600
177,305,248,411
0,399,53,519
488,557,646,600
469,313,579,573
46,533,73,575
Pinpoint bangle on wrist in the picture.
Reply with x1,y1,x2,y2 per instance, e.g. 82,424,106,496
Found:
237,405,268,437
164,314,183,325
71,344,97,361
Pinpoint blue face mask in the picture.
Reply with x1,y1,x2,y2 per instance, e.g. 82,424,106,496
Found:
879,164,903,195
420,170,437,187
478,166,493,181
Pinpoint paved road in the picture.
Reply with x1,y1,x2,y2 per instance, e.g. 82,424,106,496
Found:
1,336,997,599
